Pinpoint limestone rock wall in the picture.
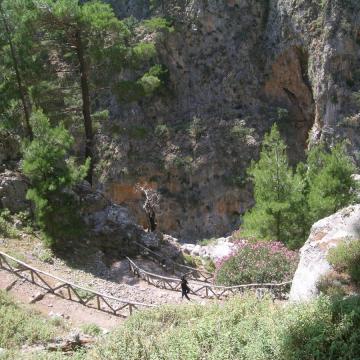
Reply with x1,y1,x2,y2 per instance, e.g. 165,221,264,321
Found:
94,0,360,241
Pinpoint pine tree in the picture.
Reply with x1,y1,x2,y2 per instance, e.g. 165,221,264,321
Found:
287,162,308,248
0,0,39,138
242,130,358,249
307,142,357,224
35,0,163,185
22,109,89,248
0,0,63,137
242,124,294,243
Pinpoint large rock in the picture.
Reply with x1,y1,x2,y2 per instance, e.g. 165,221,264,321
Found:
0,170,29,213
77,182,161,255
289,205,360,302
181,236,235,261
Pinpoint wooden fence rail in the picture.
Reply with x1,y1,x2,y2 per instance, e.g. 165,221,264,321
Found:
134,242,214,283
0,251,156,317
127,257,292,300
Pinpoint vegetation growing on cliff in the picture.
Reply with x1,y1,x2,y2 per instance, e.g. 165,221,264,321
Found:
328,239,360,285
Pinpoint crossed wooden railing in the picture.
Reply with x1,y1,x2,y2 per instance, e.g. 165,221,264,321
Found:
127,257,292,300
0,251,156,317
134,241,214,283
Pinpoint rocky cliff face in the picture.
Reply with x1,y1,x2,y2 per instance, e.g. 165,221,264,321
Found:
94,0,360,241
290,204,360,302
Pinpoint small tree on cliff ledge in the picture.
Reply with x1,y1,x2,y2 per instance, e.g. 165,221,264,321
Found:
242,124,295,244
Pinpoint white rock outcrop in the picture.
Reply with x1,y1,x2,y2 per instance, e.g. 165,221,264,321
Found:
181,236,235,262
289,204,360,302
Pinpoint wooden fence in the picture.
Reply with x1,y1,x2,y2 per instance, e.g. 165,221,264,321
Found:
127,257,292,300
134,241,214,283
0,251,156,317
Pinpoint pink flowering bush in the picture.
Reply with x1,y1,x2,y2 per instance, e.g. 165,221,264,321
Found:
215,241,298,286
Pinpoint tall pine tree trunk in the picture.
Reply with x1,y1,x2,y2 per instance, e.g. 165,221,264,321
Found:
75,30,93,185
0,4,33,140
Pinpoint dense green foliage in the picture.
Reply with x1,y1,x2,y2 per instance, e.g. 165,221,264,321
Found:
243,124,357,248
215,241,298,286
0,0,41,138
242,124,295,244
306,143,357,225
0,0,169,184
22,110,88,248
327,239,360,285
0,290,61,348
2,291,360,360
86,295,360,360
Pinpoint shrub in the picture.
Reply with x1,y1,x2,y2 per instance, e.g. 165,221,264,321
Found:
88,295,360,360
317,271,349,298
188,116,205,140
327,239,360,285
215,241,298,285
0,290,60,348
230,119,253,139
155,124,170,138
0,209,19,239
37,247,54,264
142,17,174,32
182,253,200,268
203,259,215,273
81,323,102,337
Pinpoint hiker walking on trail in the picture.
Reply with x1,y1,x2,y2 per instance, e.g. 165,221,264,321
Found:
181,275,191,301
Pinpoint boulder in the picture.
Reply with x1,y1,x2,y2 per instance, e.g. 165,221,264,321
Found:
207,237,235,261
289,204,360,302
0,170,29,213
140,231,160,249
180,236,234,261
78,184,161,255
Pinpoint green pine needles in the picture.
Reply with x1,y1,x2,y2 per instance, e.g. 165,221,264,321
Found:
242,124,294,245
22,110,89,248
242,124,357,249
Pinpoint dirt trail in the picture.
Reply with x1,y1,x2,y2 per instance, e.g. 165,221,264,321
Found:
0,271,122,330
0,237,209,330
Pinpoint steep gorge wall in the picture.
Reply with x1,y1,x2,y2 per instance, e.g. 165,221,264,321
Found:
94,0,360,241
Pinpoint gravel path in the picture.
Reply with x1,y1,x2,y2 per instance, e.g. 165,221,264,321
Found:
0,237,209,310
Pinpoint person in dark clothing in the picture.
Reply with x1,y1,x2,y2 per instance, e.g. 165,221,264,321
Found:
181,275,191,301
